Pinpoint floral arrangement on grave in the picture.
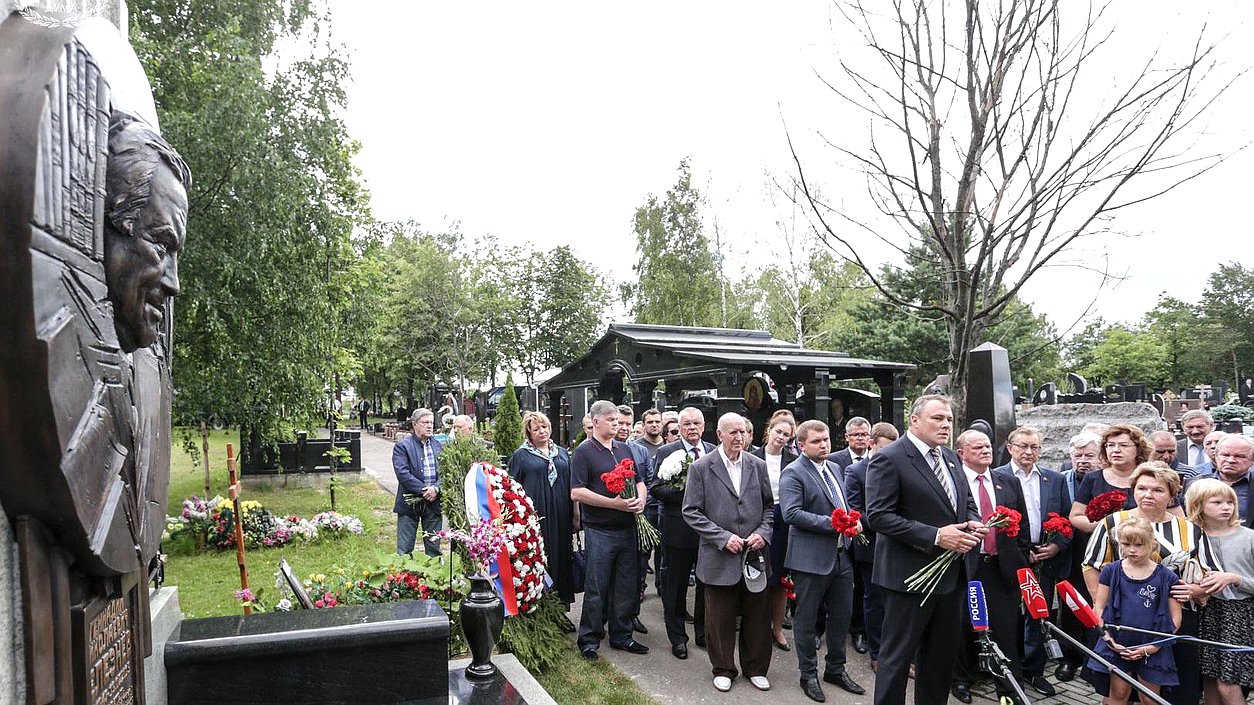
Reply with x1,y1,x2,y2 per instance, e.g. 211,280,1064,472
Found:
166,495,360,549
1084,490,1128,523
830,508,869,545
602,458,661,551
906,505,1021,604
461,461,551,614
1042,512,1073,543
656,449,694,490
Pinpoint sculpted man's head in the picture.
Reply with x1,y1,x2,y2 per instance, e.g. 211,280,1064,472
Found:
104,112,191,352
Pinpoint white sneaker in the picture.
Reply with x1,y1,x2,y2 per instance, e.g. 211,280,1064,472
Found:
749,676,771,691
713,676,733,692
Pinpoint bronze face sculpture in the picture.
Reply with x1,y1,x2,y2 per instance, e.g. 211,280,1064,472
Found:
104,113,190,354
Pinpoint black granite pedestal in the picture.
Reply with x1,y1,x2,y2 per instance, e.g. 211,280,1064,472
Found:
165,600,449,705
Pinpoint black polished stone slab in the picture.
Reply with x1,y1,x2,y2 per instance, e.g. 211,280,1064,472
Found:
449,668,530,705
166,600,448,705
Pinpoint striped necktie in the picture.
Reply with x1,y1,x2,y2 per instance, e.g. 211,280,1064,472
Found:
929,447,955,509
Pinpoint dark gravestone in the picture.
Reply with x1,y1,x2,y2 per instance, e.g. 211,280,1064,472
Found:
1033,382,1057,406
0,13,189,704
165,601,449,705
966,343,1016,458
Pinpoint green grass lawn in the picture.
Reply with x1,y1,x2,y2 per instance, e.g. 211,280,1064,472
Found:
163,428,658,705
164,428,398,618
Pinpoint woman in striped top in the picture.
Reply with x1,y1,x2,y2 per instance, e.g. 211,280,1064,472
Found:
1082,462,1218,705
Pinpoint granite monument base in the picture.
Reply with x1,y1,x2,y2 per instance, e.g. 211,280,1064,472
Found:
448,654,557,705
1019,401,1164,467
145,587,183,705
165,600,449,705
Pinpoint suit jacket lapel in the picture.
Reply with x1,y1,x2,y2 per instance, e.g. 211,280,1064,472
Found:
708,451,737,496
738,454,756,497
907,443,954,515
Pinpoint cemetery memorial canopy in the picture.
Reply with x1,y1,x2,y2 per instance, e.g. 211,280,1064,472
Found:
541,323,914,443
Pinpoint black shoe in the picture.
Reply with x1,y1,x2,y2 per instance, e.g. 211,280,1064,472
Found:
852,633,869,654
782,616,793,630
672,643,688,660
800,677,826,703
1028,675,1057,696
683,612,695,624
823,671,865,695
581,647,598,662
632,617,648,634
774,638,791,651
951,683,972,704
610,640,649,655
1054,663,1076,682
695,635,707,648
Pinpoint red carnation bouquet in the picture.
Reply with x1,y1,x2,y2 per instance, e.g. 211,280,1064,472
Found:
831,508,869,546
601,458,661,550
1084,490,1128,523
1042,512,1073,543
905,505,1021,604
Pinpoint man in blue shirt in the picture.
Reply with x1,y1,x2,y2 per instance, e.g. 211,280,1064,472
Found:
393,408,444,557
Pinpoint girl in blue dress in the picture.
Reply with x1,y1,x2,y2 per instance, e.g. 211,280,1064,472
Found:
1090,516,1183,704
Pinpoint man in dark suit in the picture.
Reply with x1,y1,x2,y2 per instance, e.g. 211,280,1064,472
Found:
781,420,866,702
1178,409,1214,473
650,406,715,659
827,416,873,652
865,395,986,705
683,413,775,693
828,416,873,471
994,426,1071,697
392,408,444,557
843,421,899,671
616,404,656,635
951,430,1031,703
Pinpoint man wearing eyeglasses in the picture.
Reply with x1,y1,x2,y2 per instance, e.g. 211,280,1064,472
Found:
828,417,873,472
994,426,1070,697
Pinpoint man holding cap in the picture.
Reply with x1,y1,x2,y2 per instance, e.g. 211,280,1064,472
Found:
780,420,866,702
683,412,775,693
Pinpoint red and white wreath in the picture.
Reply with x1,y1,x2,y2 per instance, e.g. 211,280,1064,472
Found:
475,462,550,614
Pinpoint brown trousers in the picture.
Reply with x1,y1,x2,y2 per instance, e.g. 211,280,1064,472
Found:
704,581,773,679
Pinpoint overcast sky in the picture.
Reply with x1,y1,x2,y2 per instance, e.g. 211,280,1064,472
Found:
319,1,1253,337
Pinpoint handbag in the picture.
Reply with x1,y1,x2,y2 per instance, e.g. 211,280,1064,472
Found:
572,532,587,594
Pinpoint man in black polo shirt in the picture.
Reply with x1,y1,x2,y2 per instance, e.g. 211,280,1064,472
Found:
571,399,650,660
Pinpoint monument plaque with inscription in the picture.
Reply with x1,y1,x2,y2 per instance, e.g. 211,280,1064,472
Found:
0,10,189,705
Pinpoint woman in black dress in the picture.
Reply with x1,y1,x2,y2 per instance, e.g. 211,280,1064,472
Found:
507,411,576,607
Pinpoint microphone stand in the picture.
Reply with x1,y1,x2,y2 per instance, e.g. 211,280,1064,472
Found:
975,635,1033,705
1037,621,1171,705
1104,623,1251,652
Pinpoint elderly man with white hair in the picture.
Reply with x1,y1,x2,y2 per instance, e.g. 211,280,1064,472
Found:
1187,434,1254,529
683,412,775,693
1054,430,1102,682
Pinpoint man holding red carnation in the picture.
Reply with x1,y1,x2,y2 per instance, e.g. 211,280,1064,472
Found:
994,425,1072,696
570,400,650,661
779,419,866,702
949,429,1032,703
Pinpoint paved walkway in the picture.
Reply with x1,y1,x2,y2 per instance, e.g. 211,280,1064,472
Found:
355,428,1089,705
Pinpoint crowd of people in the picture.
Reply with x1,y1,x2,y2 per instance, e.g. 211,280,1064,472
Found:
391,399,1254,705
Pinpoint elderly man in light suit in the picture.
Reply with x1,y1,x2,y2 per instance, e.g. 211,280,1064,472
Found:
683,412,775,693
781,420,866,703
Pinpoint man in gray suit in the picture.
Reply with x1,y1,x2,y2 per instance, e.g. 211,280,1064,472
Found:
780,420,866,702
683,413,775,693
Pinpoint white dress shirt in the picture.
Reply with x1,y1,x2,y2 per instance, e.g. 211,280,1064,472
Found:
1012,463,1043,543
906,430,956,505
964,465,996,555
719,445,743,497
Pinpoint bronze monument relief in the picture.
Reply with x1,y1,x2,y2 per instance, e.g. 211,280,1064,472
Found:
0,11,190,704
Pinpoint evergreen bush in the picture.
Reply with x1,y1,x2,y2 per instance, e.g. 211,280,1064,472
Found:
493,373,524,461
